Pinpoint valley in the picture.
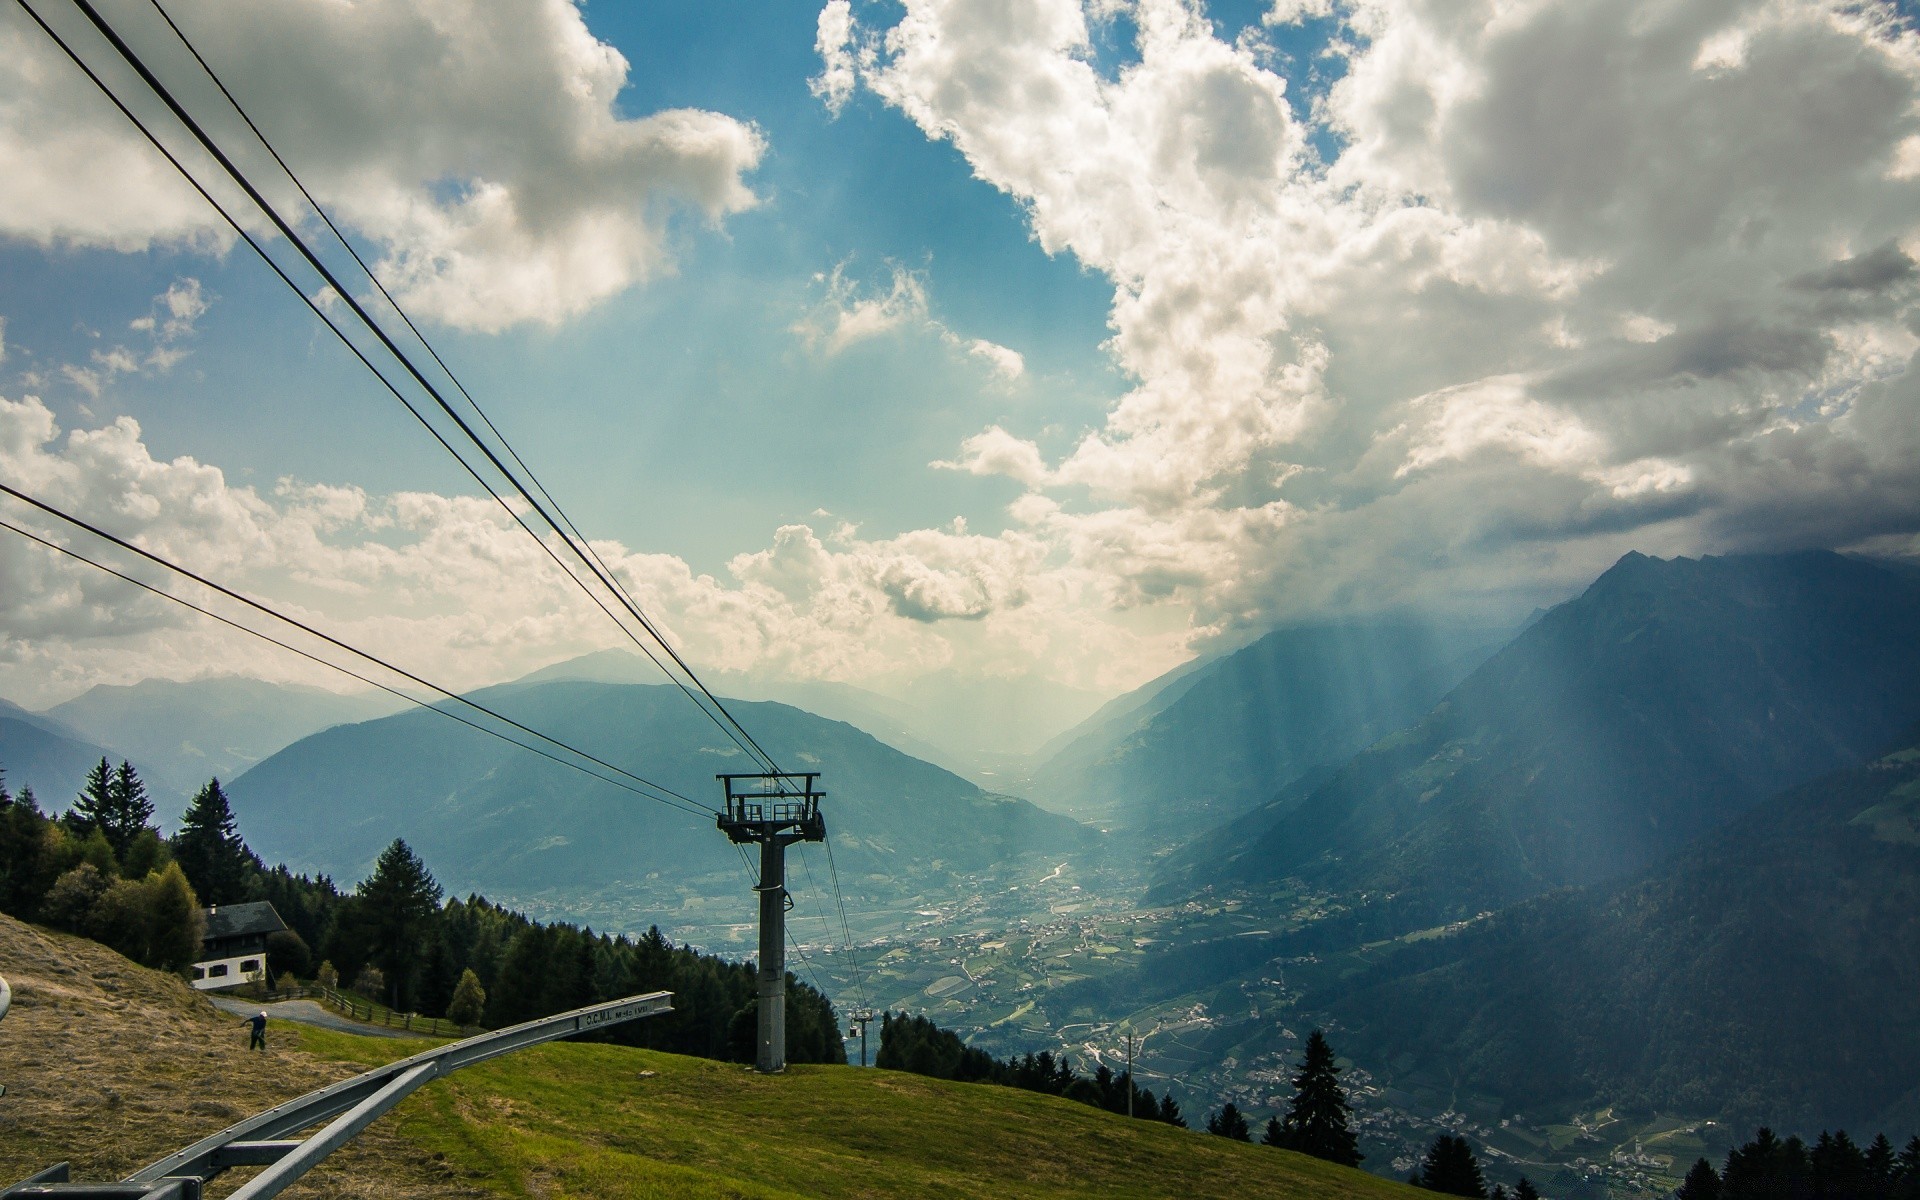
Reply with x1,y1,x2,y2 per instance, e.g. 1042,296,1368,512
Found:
7,549,1919,1200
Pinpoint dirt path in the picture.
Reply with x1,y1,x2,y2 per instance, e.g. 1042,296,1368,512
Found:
207,995,416,1040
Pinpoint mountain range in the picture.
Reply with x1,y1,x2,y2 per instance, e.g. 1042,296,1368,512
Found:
223,679,1092,926
0,698,112,810
1156,551,1920,926
1027,621,1507,833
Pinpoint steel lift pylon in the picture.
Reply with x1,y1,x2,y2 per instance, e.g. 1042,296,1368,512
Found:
715,772,826,1075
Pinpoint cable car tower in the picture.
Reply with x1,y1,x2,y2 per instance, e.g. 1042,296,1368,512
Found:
716,772,826,1074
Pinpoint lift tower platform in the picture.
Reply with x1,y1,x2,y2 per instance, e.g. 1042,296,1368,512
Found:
716,772,826,1074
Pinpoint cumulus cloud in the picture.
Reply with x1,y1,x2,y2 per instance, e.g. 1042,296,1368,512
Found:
0,0,764,331
810,0,861,116
816,0,1920,638
0,397,1169,707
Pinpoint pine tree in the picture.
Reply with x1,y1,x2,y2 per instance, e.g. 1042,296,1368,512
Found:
105,760,154,857
1413,1135,1487,1198
1277,1029,1363,1166
1206,1102,1252,1141
1897,1136,1920,1200
1866,1135,1897,1198
1677,1157,1722,1200
1157,1093,1187,1128
1489,1186,1508,1200
1512,1179,1540,1200
172,779,252,904
1262,1115,1285,1147
357,838,443,1009
68,760,155,860
69,758,113,838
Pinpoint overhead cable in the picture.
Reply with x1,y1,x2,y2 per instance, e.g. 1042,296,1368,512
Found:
34,0,785,777
0,516,715,818
0,483,714,819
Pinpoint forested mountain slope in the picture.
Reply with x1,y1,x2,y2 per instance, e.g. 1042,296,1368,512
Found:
227,680,1091,913
1319,723,1920,1133
1159,551,1920,922
1031,622,1504,833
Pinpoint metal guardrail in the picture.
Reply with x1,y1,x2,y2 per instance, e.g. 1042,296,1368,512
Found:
2,990,672,1199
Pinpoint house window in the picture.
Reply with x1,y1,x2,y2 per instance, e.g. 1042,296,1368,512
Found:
241,959,261,972
208,964,229,977
191,966,205,980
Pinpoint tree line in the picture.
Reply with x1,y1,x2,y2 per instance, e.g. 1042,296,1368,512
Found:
1677,1127,1920,1200
876,1010,1190,1125
0,759,843,1065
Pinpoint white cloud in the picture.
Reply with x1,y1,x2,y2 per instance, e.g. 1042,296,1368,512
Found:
814,0,1920,638
793,261,1027,384
792,263,931,355
0,0,764,332
0,398,1177,707
59,279,208,397
810,0,860,116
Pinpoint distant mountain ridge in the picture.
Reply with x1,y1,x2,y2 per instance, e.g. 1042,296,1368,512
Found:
47,676,399,801
0,699,117,811
226,680,1091,927
1159,550,1920,922
1029,621,1507,832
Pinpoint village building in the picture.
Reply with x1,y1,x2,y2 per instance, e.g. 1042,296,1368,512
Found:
190,901,287,991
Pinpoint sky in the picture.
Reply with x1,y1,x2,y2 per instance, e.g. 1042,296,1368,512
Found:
2,0,1919,728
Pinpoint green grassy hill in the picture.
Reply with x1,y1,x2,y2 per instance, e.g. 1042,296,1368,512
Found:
306,1025,1417,1200
0,910,1411,1199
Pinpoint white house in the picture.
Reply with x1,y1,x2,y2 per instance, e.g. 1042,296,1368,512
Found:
190,901,287,991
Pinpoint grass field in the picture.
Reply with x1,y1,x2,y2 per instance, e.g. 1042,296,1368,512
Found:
297,1022,1417,1200
1,911,1414,1199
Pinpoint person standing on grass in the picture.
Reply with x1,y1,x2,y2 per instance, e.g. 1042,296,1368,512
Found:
246,1010,267,1051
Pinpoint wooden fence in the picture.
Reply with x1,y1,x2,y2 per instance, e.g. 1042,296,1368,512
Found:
260,983,473,1038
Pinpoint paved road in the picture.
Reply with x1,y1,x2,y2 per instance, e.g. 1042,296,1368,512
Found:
208,995,417,1039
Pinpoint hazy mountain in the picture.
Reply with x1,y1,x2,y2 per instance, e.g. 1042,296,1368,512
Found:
1029,622,1506,832
1159,550,1920,920
225,680,1091,922
1319,723,1920,1133
517,650,993,784
879,668,1113,765
0,698,116,811
46,677,401,802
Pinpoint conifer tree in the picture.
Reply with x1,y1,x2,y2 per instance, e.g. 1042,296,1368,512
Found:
1512,1178,1540,1200
69,758,113,838
106,760,154,857
1157,1093,1186,1128
1262,1115,1285,1147
1277,1029,1363,1166
1867,1134,1897,1197
172,779,252,904
1677,1157,1722,1200
1897,1136,1920,1200
357,838,443,1010
1413,1135,1487,1198
1489,1185,1507,1200
1206,1102,1252,1141
70,760,154,859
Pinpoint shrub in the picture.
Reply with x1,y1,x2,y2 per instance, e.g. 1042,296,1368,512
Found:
446,968,487,1027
